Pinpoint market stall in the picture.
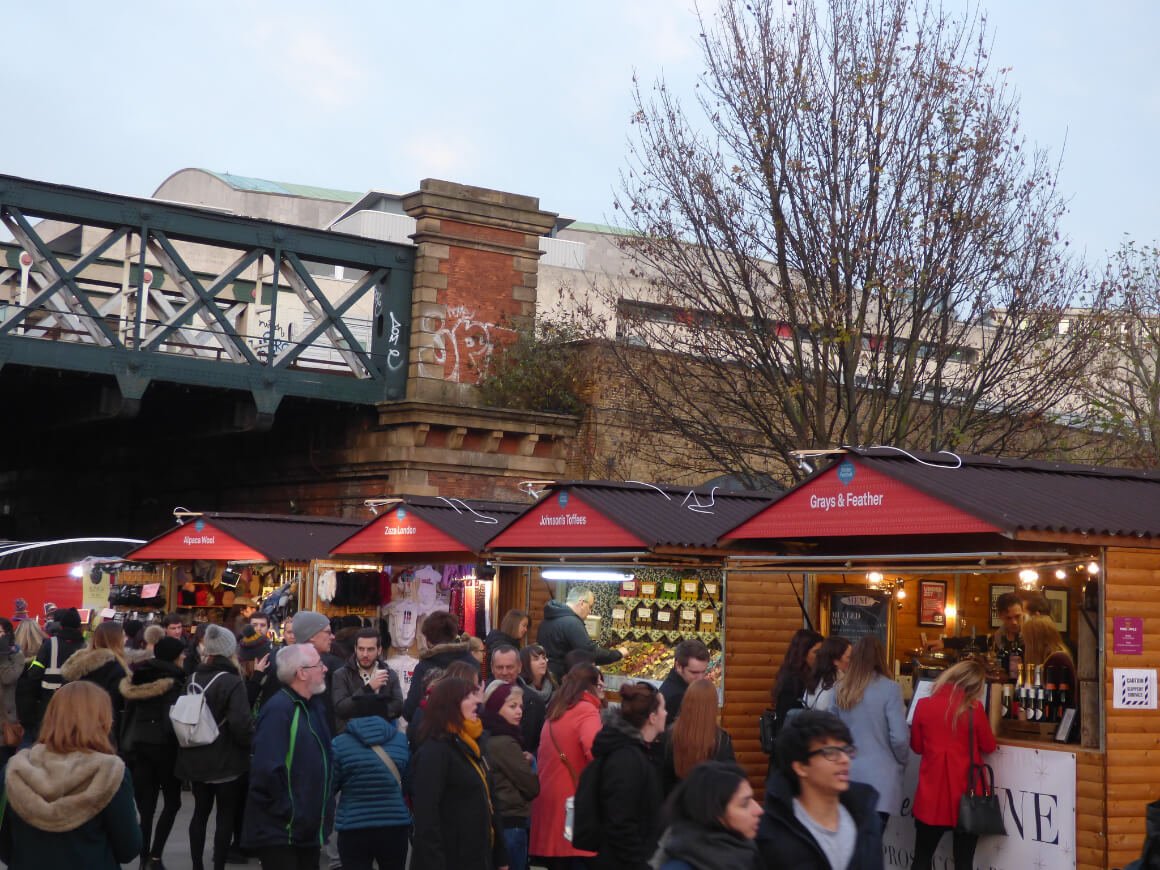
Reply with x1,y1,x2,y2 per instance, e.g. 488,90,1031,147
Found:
327,496,524,693
0,538,145,623
719,448,1160,870
124,512,364,636
484,481,773,693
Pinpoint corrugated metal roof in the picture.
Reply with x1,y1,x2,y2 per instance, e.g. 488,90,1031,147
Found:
381,497,524,553
840,449,1160,540
160,513,364,562
534,481,773,549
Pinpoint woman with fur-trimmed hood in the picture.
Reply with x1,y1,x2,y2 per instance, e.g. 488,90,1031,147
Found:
0,681,141,868
401,611,479,724
120,636,187,870
60,621,129,746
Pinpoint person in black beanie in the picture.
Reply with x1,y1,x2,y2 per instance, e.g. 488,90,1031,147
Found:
121,636,188,870
16,607,86,742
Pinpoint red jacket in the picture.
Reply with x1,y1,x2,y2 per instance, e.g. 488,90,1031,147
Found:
530,692,602,858
910,686,997,827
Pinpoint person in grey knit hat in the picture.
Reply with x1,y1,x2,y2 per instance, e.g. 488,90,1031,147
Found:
201,623,238,659
291,611,333,651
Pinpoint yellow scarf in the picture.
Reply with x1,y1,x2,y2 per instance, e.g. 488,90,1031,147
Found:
449,717,493,844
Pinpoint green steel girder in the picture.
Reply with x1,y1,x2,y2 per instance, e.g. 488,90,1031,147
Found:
0,173,416,411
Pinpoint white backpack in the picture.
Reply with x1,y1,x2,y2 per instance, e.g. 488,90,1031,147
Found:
169,672,226,748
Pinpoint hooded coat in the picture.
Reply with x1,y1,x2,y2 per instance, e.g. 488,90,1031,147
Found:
588,708,665,870
331,715,411,831
60,648,128,743
0,639,25,728
401,640,479,724
537,601,623,681
756,769,884,870
173,658,254,783
118,657,186,752
0,745,141,869
17,628,86,737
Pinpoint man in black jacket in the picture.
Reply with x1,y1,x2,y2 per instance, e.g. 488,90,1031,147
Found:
757,710,884,870
537,588,624,681
658,638,711,722
16,607,86,740
331,627,403,733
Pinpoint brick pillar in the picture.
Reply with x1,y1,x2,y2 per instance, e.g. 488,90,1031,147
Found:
401,179,557,403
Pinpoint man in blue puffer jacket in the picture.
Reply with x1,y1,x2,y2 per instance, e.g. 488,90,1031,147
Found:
331,715,412,870
242,643,335,870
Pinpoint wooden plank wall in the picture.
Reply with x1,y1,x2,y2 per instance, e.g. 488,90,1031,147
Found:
722,570,805,789
1075,749,1107,870
1104,547,1160,869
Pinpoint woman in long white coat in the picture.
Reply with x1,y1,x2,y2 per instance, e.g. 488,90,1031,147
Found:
834,635,910,828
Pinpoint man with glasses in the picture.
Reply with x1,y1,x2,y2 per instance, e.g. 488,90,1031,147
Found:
242,643,334,870
659,638,711,721
757,710,883,870
538,587,625,681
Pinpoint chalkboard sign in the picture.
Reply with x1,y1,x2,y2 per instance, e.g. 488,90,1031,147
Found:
824,587,893,649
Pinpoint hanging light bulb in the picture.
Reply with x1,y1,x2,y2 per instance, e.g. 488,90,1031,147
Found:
1086,561,1100,575
867,571,884,586
1019,568,1039,588
896,586,907,599
1054,568,1067,580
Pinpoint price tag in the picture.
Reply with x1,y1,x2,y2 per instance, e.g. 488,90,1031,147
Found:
612,607,627,620
657,611,672,623
663,581,678,594
700,610,716,626
681,609,696,621
703,582,719,596
682,580,699,594
141,583,161,598
640,581,657,598
637,607,652,619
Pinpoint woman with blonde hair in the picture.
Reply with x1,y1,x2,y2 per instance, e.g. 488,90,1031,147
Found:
12,620,44,660
909,660,997,870
61,620,129,745
834,636,909,826
661,679,735,795
0,680,141,867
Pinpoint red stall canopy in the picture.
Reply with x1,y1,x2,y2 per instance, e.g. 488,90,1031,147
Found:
127,513,364,563
331,498,523,560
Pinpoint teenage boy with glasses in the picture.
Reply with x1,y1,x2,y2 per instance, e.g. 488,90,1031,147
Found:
757,710,885,870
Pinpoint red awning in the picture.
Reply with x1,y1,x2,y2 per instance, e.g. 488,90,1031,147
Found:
724,457,1000,540
488,488,648,550
332,506,476,557
127,519,268,561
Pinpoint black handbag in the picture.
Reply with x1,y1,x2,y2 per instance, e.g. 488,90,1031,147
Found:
758,708,778,754
956,708,1006,836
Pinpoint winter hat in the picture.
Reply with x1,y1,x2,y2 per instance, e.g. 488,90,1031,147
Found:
154,637,186,663
480,680,523,745
238,625,272,663
292,610,330,645
12,599,29,621
56,608,81,630
201,623,237,659
483,679,516,715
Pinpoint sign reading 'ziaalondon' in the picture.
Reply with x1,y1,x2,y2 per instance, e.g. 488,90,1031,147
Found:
331,506,466,556
488,489,646,550
725,459,1000,539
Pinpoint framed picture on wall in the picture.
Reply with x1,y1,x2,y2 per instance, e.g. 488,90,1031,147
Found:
989,584,1016,628
918,580,947,627
1041,586,1070,633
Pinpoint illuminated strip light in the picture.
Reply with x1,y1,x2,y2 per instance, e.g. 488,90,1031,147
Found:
541,569,634,583
0,537,146,558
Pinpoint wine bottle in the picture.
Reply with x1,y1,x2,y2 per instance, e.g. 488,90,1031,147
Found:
1032,665,1045,722
1001,683,1013,720
1044,666,1058,724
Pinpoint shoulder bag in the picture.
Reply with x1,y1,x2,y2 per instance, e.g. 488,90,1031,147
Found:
956,704,1006,836
549,721,581,843
371,744,403,787
169,671,226,748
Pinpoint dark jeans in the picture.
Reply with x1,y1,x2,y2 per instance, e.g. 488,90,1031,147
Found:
256,844,322,870
502,823,529,870
336,825,409,870
911,819,978,870
131,743,182,860
189,777,246,870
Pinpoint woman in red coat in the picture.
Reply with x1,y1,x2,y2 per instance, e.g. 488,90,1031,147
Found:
909,660,997,870
530,663,605,869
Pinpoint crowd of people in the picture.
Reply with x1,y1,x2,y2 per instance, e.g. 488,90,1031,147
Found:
0,586,1062,869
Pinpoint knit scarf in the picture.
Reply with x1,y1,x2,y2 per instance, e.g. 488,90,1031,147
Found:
449,717,494,844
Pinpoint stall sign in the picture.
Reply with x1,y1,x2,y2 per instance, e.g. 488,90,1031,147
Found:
83,564,111,612
882,745,1076,869
332,507,466,556
1114,617,1144,655
827,588,892,647
724,458,999,539
129,519,266,561
1113,668,1157,709
488,489,646,549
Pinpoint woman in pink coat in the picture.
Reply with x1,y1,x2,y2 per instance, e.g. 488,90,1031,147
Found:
909,660,997,870
530,663,605,868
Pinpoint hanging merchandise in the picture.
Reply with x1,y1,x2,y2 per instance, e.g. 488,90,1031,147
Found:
317,570,337,603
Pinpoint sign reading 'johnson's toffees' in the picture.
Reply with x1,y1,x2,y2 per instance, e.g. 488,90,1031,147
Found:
488,489,646,550
724,458,1000,539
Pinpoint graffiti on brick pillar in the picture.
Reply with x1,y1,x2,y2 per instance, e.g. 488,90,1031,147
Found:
427,305,512,383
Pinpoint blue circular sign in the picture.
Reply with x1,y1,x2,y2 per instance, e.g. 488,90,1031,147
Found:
558,491,570,508
396,507,407,520
837,460,856,485
194,519,205,531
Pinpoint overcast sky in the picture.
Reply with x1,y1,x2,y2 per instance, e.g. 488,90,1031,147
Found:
3,1,1157,262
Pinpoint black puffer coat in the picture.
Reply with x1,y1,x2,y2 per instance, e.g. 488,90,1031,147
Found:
402,641,479,723
119,657,185,751
589,709,664,870
61,648,128,743
173,658,253,782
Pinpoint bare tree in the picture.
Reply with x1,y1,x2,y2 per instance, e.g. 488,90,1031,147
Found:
1083,242,1160,467
588,0,1104,484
